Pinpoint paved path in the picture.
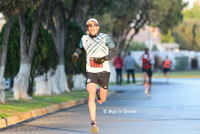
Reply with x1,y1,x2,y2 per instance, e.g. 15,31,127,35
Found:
1,78,200,134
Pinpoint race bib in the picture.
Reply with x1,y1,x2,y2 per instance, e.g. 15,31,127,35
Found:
90,57,103,68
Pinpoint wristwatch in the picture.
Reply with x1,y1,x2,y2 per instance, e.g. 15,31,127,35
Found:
105,56,109,60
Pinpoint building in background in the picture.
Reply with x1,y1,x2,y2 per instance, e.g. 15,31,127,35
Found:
156,43,180,52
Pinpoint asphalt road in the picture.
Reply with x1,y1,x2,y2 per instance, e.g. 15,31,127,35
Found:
1,78,200,134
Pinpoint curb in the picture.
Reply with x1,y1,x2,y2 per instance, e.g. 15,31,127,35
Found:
0,90,116,129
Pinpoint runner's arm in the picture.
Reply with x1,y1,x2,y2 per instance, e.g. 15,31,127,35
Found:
72,38,84,57
95,47,118,64
105,35,118,60
149,54,155,65
71,38,84,63
74,47,83,56
95,35,118,64
107,47,118,60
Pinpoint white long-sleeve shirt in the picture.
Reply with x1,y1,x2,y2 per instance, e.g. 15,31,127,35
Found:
138,53,155,68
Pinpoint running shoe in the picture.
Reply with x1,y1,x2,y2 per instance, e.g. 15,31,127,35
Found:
90,121,99,132
144,88,148,94
148,91,151,97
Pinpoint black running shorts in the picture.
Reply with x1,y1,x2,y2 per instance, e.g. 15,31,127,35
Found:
86,72,110,89
163,68,170,73
142,68,153,77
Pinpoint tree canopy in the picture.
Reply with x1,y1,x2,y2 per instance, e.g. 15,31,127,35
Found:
94,0,186,54
158,0,186,33
161,29,175,43
174,19,200,51
173,3,200,51
182,4,200,19
0,0,44,18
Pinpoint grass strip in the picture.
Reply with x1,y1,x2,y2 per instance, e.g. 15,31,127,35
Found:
0,89,88,119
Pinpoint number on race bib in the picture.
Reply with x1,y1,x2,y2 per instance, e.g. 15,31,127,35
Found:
90,58,103,68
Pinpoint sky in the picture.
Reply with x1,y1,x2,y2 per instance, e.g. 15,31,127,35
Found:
183,0,195,9
0,13,4,24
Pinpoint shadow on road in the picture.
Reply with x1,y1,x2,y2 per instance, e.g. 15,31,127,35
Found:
21,124,89,133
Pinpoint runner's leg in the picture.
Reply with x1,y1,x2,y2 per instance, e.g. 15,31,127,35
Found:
148,76,152,90
143,72,148,94
127,70,130,84
97,87,108,104
97,72,110,104
148,76,152,97
166,71,170,83
87,83,97,122
164,69,166,77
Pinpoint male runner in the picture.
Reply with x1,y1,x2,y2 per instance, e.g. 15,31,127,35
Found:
139,47,154,97
71,18,117,132
162,56,172,83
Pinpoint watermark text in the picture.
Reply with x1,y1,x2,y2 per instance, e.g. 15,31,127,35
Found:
103,109,137,114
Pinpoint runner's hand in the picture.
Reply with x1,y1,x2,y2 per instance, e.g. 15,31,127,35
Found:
71,53,78,64
95,56,107,64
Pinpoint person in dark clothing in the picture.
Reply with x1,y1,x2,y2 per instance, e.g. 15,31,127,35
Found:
123,52,136,84
113,53,123,85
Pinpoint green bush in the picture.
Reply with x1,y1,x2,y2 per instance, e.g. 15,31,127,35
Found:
152,45,158,51
175,56,189,70
128,41,146,51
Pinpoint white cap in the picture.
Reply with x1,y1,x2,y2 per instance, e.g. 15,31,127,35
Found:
86,18,99,25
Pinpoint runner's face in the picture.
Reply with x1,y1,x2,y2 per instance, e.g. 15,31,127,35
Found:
87,21,99,36
144,48,148,54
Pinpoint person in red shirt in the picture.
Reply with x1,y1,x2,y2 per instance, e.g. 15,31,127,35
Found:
139,47,154,97
162,56,172,83
113,53,123,85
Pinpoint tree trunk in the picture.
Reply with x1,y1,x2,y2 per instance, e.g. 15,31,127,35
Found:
47,69,60,94
115,34,123,52
35,74,51,96
14,1,46,100
73,74,85,90
48,65,70,93
44,0,79,94
0,66,6,104
14,63,32,100
0,18,13,104
13,11,32,100
48,27,70,93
